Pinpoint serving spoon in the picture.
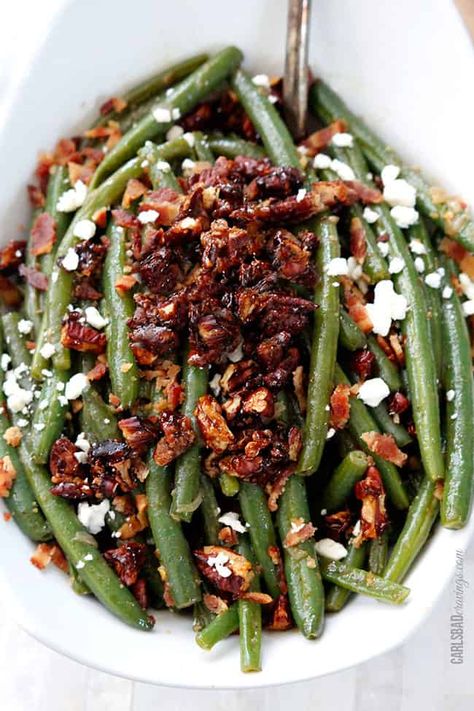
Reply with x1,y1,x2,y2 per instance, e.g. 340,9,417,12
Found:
283,0,312,140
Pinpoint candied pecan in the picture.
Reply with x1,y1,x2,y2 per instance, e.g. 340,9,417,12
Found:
349,216,367,264
131,578,149,609
300,119,347,156
89,440,134,495
122,179,147,208
129,323,178,356
18,265,48,292
116,274,138,294
221,393,242,421
104,541,147,586
329,384,351,429
263,347,300,390
138,244,183,295
0,240,26,272
195,395,234,454
188,302,241,367
220,359,259,395
245,166,304,200
267,228,315,286
75,237,108,278
353,466,389,546
241,387,274,418
50,481,93,500
292,365,307,414
288,426,302,462
117,493,149,540
238,258,271,287
153,411,195,466
194,545,254,597
351,348,376,381
256,332,292,371
283,518,316,548
388,392,410,417
118,416,159,453
254,293,315,337
361,431,408,467
73,280,103,301
266,465,294,512
267,594,293,630
200,220,262,273
0,455,16,497
61,314,106,354
31,543,68,572
323,509,352,540
203,593,229,615
49,437,82,482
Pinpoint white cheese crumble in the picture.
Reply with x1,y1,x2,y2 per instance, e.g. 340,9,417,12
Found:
446,389,455,402
365,279,408,336
65,373,89,400
155,160,171,172
252,74,271,88
75,433,91,453
384,180,416,208
61,247,79,272
459,273,474,300
33,423,45,432
171,108,181,121
347,256,363,281
377,241,389,257
388,257,405,274
462,300,474,316
352,520,362,538
182,158,196,172
390,205,419,229
408,238,427,255
357,377,390,407
326,257,349,276
381,164,400,185
77,499,110,535
315,538,347,561
442,286,453,299
207,551,232,578
152,106,172,123
138,210,159,224
3,369,33,413
331,132,354,148
166,125,184,141
1,354,11,371
414,257,425,273
56,180,87,213
218,511,246,533
17,319,33,335
73,219,96,240
84,306,108,330
296,188,307,202
424,272,442,289
38,399,48,411
183,132,195,148
40,342,56,359
330,159,355,181
17,418,29,428
313,153,332,170
326,427,336,440
363,206,379,224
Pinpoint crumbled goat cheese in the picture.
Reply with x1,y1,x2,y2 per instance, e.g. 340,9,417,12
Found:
377,242,389,257
390,205,419,228
330,159,355,181
155,160,171,172
363,206,379,224
315,538,347,561
182,158,196,171
218,511,246,533
171,108,181,120
84,306,108,330
166,125,184,141
56,381,65,391
442,286,453,299
56,180,87,212
313,153,332,169
40,342,56,359
357,377,390,407
182,132,195,148
414,257,425,273
326,427,336,440
347,256,363,281
73,219,96,240
17,319,33,335
424,272,442,289
296,188,307,202
207,551,232,578
1,354,11,371
459,273,474,300
409,239,427,255
61,248,79,272
446,389,455,402
331,132,354,147
384,180,417,208
451,413,458,420
152,106,172,123
138,210,159,224
352,520,362,538
462,300,474,316
252,74,271,88
388,257,405,274
65,373,89,400
33,423,45,432
57,395,68,407
77,499,110,535
381,164,400,185
365,280,408,336
75,433,91,453
38,399,48,411
326,257,349,276
17,418,29,428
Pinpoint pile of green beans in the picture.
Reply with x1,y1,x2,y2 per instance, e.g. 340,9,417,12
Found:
1,47,472,676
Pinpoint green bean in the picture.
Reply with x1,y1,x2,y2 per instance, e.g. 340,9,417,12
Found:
239,482,280,598
170,358,208,522
24,208,42,333
192,131,214,162
238,537,262,673
207,133,267,160
20,445,153,629
384,478,439,583
297,218,340,475
366,335,402,393
90,47,243,187
1,312,32,369
80,386,120,442
370,401,412,448
277,475,325,639
325,542,367,612
42,165,71,277
31,369,69,463
319,556,409,604
440,259,474,529
103,221,139,409
70,565,91,596
231,69,300,168
146,460,201,608
349,202,390,283
368,531,389,576
320,451,369,512
339,308,366,351
193,598,215,633
196,604,239,651
148,159,182,191
200,474,220,545
335,364,409,509
310,80,474,252
219,472,240,497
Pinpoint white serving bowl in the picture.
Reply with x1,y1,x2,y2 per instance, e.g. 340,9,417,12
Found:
0,0,473,689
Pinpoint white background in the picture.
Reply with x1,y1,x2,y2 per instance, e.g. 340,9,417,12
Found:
0,2,473,709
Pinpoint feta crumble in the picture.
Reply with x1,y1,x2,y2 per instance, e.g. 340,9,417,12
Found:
252,74,271,88
365,280,408,336
17,319,33,335
313,153,332,170
381,165,400,185
326,257,349,276
363,206,379,224
166,125,184,141
73,219,96,240
208,551,232,578
296,188,307,202
152,106,172,123
462,300,474,316
40,342,56,359
84,306,108,330
77,499,110,535
65,373,89,400
377,242,389,257
442,286,453,299
138,210,159,224
218,511,246,533
357,377,390,407
61,247,79,272
56,180,87,213
408,239,427,255
414,257,425,273
331,132,354,148
424,272,442,289
388,257,405,274
315,538,347,561
330,159,355,181
446,389,455,402
390,205,419,229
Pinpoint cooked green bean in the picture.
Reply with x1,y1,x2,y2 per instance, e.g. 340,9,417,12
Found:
192,131,214,162
370,401,412,448
368,531,389,576
1,312,32,370
319,556,410,604
325,542,367,612
339,308,367,351
219,472,240,497
238,537,262,672
31,369,69,463
321,451,369,512
23,208,42,333
196,603,239,650
200,474,220,545
80,386,120,442
207,133,267,160
42,165,71,278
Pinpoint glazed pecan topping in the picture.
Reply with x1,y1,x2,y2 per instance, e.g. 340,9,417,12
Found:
194,545,254,597
195,395,234,454
104,541,147,586
61,312,106,354
153,411,195,466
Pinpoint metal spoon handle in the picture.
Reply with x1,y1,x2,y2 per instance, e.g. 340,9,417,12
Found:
283,0,312,140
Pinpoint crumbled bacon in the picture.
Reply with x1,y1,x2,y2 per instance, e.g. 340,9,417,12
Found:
193,545,254,597
18,264,48,291
30,213,56,256
115,274,138,293
68,161,94,186
353,466,389,546
329,384,351,429
100,96,128,116
0,240,26,272
361,431,408,467
27,184,45,208
30,543,68,572
349,216,367,264
351,348,376,381
3,426,22,447
153,411,195,466
300,119,347,156
61,313,106,354
266,466,294,512
87,360,108,381
0,455,16,497
104,541,147,586
195,395,234,454
122,179,147,208
283,518,316,548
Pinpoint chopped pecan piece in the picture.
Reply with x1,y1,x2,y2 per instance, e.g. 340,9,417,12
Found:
118,416,159,453
104,541,147,586
153,411,195,466
0,455,16,497
329,384,351,429
0,240,26,271
194,545,254,597
61,314,106,354
300,119,347,156
241,387,274,418
283,518,316,548
195,395,234,454
30,543,68,572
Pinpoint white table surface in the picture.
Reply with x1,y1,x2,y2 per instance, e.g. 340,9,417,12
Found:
1,2,473,709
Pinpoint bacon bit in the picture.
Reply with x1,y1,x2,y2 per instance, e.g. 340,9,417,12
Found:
267,594,293,630
67,161,94,186
100,96,128,116
218,526,238,546
388,392,410,416
26,340,36,352
91,206,108,229
111,209,139,230
104,541,147,586
3,426,22,448
344,286,373,334
0,456,16,497
195,395,235,454
30,213,56,256
0,276,22,307
31,543,68,572
3,512,12,522
203,593,229,615
288,426,302,462
87,360,108,381
115,274,138,294
345,181,383,204
353,466,389,546
329,384,351,429
375,335,396,361
194,545,254,597
27,184,45,208
361,431,408,467
61,317,106,355
153,411,195,466
283,518,316,548
117,494,149,540
349,217,367,264
266,466,293,512
292,365,307,414
388,333,405,366
122,179,147,208
18,264,48,292
85,121,122,150
240,591,273,605
0,240,26,271
300,120,347,156
140,188,184,226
